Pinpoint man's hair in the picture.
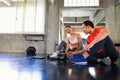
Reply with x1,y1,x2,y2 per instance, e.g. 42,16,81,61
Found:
65,25,71,28
83,20,94,28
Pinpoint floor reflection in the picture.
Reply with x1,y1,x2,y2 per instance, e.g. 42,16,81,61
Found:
87,63,119,80
0,54,120,80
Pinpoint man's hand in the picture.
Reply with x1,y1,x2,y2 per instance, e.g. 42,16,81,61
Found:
85,43,94,51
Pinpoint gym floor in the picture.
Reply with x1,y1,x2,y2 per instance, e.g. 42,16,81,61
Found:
0,53,120,80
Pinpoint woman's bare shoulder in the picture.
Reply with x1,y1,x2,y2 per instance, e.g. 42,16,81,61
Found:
74,33,81,37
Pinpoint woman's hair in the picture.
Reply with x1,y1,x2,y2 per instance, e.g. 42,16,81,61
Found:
83,20,94,28
65,25,71,28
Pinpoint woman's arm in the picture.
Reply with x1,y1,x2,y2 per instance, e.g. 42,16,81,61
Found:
65,38,70,53
74,33,82,51
67,49,87,57
67,34,85,56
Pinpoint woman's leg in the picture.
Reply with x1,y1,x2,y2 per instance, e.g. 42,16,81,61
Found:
50,40,66,57
57,40,66,53
68,48,87,64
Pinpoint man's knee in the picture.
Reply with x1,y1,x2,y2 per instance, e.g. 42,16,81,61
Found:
110,51,119,62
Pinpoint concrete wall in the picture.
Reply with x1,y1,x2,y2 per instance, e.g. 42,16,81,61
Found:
116,2,120,42
106,0,117,43
0,34,45,55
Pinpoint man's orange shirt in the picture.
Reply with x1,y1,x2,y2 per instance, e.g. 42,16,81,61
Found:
86,27,102,44
86,27,103,53
86,27,118,53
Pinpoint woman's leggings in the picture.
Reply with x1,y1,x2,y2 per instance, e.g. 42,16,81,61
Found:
57,40,66,53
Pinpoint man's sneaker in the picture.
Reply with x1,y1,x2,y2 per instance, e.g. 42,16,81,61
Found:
50,52,58,58
101,57,111,66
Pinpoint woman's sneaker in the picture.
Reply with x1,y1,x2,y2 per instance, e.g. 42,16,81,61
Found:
50,52,58,58
71,61,87,65
69,54,87,65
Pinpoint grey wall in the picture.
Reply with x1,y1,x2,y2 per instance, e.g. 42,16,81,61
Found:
0,34,45,55
116,3,120,42
106,0,117,43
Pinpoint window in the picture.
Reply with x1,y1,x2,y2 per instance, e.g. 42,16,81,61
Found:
0,7,16,33
64,0,99,7
0,0,45,34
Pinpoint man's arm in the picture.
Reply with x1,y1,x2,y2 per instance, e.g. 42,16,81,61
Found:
86,27,110,51
92,27,109,44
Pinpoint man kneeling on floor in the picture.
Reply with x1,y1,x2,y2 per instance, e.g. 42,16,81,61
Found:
69,20,119,66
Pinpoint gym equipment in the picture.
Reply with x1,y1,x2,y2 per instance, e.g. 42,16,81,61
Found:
26,46,36,56
26,46,45,59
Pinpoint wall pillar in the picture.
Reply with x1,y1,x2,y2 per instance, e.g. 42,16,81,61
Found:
106,0,117,43
45,0,60,54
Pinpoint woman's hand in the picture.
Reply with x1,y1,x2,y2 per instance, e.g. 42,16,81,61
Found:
66,52,74,57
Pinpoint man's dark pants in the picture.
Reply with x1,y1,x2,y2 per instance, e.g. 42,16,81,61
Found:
87,36,119,62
